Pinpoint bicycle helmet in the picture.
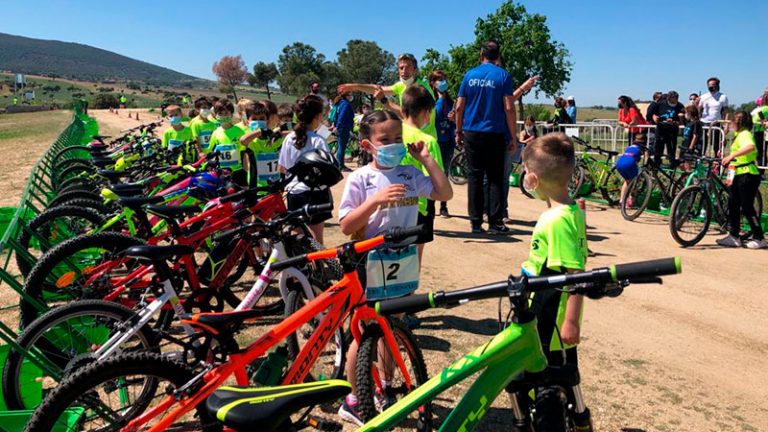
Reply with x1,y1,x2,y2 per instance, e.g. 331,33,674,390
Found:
288,149,343,189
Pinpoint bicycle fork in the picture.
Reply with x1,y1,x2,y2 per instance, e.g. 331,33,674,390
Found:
507,384,593,432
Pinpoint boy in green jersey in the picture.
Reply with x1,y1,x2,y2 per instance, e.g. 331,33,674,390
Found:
240,102,281,187
189,97,217,155
508,132,591,431
161,105,195,164
209,99,248,186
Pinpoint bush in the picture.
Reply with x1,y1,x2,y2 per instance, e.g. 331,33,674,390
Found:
91,93,120,109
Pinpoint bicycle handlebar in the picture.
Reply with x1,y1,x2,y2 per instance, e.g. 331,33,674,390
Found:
376,257,681,316
212,203,333,244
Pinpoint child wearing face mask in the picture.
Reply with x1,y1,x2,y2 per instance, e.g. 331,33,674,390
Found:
209,99,249,186
235,98,255,132
509,132,592,431
189,97,217,155
337,110,452,426
430,70,456,218
240,102,281,187
161,105,195,164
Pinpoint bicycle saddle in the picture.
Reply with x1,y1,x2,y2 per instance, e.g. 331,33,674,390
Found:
206,380,351,432
92,158,114,169
181,309,271,336
144,204,201,220
117,195,164,210
98,169,129,183
109,183,145,196
122,244,194,261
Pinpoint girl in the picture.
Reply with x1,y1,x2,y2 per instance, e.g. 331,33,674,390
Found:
680,105,703,171
519,115,538,147
717,112,766,249
278,95,333,244
617,95,647,146
429,70,456,218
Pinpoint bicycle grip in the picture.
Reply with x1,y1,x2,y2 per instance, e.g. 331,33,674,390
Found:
611,257,681,282
383,225,424,244
305,203,333,217
375,293,434,316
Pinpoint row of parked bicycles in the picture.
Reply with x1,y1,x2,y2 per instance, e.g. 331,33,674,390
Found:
7,122,682,431
447,136,763,247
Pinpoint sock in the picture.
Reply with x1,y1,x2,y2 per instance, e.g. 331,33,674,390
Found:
346,394,358,405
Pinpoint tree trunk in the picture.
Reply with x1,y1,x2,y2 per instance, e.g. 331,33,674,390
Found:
265,84,271,100
518,97,525,120
231,86,239,102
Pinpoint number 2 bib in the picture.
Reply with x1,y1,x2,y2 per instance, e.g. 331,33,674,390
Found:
256,152,280,183
365,245,419,300
215,144,242,171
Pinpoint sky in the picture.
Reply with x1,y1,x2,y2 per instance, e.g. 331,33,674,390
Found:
3,0,767,106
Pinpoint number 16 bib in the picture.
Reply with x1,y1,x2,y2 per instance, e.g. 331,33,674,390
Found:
365,245,419,301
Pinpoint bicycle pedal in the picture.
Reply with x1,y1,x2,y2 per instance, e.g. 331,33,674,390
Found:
304,415,342,431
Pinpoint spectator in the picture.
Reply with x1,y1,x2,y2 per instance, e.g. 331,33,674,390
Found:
455,40,517,234
566,96,577,123
617,95,646,146
680,105,703,171
309,81,330,109
429,70,456,218
651,91,685,166
717,112,765,249
646,92,663,123
337,53,437,139
688,93,700,108
698,77,729,155
750,90,768,169
547,97,571,133
333,93,355,171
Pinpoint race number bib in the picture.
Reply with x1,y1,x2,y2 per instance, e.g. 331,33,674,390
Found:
199,131,213,152
215,144,241,169
365,245,419,300
168,139,184,152
256,152,280,182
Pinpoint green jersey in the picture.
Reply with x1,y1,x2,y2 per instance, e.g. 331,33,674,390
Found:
751,106,768,133
523,203,588,351
189,116,218,154
391,78,437,139
162,126,195,164
209,126,246,172
246,135,283,187
401,123,444,215
730,130,759,176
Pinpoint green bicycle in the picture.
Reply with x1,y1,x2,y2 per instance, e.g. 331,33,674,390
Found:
570,137,623,206
621,150,692,221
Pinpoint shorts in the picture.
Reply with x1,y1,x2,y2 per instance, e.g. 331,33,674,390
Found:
286,189,333,225
415,200,436,244
615,156,639,181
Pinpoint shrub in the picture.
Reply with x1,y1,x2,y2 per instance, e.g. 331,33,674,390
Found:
92,93,119,109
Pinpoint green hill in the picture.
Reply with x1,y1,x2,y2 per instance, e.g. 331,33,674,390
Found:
0,32,211,88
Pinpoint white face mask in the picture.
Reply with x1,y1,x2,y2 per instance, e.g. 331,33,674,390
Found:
199,108,212,118
400,76,415,86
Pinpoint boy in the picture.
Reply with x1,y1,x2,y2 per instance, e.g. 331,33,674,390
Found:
235,98,255,132
189,97,218,155
209,99,249,186
161,105,195,164
400,85,445,264
512,133,590,431
336,110,452,425
240,102,281,187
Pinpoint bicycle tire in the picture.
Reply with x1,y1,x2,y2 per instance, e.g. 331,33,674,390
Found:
52,145,92,166
284,289,346,382
620,171,653,221
519,170,533,199
355,318,430,424
24,352,214,432
20,232,146,327
48,190,103,209
56,178,100,196
599,166,623,206
53,160,93,178
50,197,111,216
55,164,93,186
669,185,711,247
15,205,107,278
2,299,156,411
568,164,586,199
448,152,468,185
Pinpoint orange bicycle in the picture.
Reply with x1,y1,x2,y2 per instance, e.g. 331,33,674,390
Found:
26,226,430,432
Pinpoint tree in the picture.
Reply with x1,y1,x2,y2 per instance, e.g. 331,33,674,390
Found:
337,40,396,104
248,62,279,100
277,42,327,97
212,55,248,102
91,93,119,109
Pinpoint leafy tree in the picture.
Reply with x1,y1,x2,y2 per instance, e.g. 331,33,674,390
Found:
91,93,119,109
247,62,279,100
337,40,396,104
212,55,248,102
277,42,327,97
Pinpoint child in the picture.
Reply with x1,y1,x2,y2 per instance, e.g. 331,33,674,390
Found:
336,110,452,425
236,98,255,132
209,99,248,186
680,105,703,170
161,105,195,164
189,97,217,155
511,132,590,431
615,133,647,207
278,95,334,244
240,102,281,187
400,85,445,263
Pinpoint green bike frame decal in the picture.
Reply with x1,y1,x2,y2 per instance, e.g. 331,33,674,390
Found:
674,256,682,274
359,320,547,432
609,265,617,281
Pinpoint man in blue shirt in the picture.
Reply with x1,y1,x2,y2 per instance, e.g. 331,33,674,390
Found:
566,96,577,124
333,93,355,171
455,40,518,234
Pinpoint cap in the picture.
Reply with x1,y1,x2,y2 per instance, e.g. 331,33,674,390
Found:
567,96,575,101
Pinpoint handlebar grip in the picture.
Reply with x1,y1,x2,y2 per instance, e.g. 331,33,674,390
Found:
383,225,424,243
270,254,309,272
305,203,333,217
375,293,434,316
611,257,681,282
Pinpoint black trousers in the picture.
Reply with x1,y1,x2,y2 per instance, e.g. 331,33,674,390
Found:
655,129,678,166
754,131,765,171
728,173,764,240
464,131,506,226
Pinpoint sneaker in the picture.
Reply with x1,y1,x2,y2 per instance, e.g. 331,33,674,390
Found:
404,314,421,330
502,217,513,224
716,235,742,248
745,239,768,249
341,165,353,172
439,207,450,218
626,197,634,208
375,387,397,412
488,224,510,235
338,398,364,426
471,225,486,234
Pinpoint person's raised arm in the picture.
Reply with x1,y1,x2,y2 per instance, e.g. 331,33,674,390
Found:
240,129,262,146
512,76,539,100
337,83,394,96
340,185,406,236
408,141,452,202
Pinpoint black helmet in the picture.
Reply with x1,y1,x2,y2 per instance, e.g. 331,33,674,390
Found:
288,149,343,189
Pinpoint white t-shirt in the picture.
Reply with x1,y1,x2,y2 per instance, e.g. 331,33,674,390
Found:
339,165,434,240
698,92,729,123
279,130,330,194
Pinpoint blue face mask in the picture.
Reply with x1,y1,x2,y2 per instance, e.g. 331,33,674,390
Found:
249,120,267,131
375,143,407,168
169,116,182,126
437,80,448,92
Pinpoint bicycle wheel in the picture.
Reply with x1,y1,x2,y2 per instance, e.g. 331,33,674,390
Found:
599,166,623,206
620,171,653,221
2,299,156,410
55,164,93,186
284,289,346,382
519,170,533,199
669,185,711,247
20,232,146,327
15,205,107,278
448,152,468,185
568,164,586,199
48,190,103,209
24,352,213,432
355,318,430,425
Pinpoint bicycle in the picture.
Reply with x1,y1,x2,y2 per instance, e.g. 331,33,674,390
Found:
197,257,682,431
669,157,763,247
620,148,691,221
569,137,623,206
448,141,468,185
25,226,429,431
